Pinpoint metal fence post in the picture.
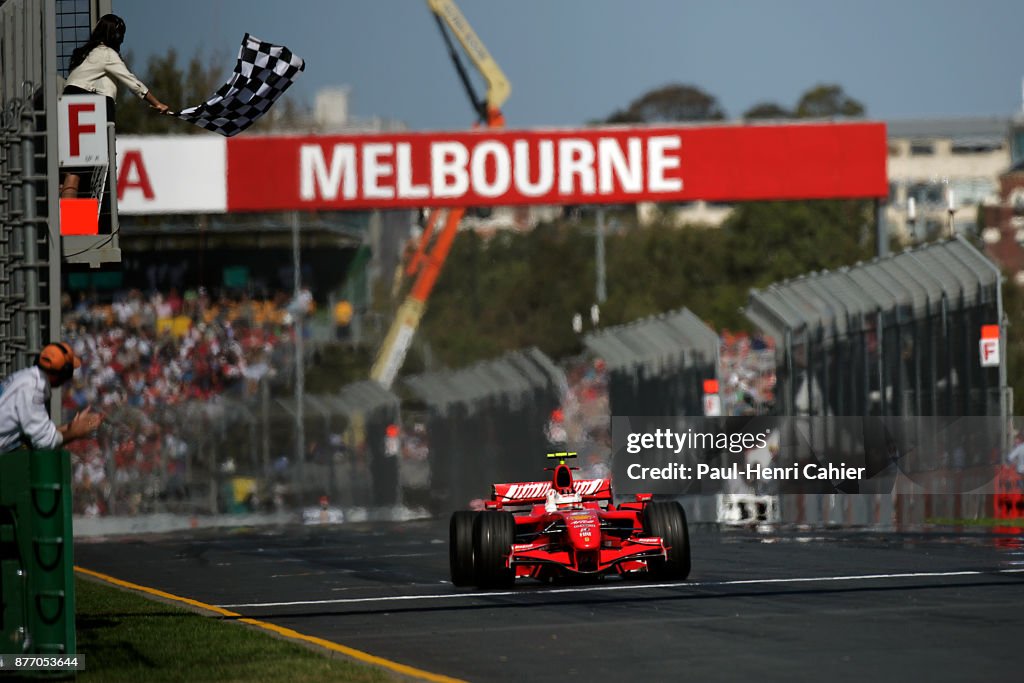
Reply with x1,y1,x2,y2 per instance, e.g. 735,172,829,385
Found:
27,449,75,655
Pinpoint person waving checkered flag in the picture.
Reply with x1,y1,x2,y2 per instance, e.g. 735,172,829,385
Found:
175,34,305,137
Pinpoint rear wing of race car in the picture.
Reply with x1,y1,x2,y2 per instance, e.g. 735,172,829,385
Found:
491,478,613,506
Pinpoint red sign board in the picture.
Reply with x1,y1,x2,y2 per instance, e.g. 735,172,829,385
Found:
225,122,887,212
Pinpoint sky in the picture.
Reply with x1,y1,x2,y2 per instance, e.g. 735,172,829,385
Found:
115,0,1024,132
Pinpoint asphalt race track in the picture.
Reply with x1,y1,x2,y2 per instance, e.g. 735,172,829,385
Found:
76,520,1024,682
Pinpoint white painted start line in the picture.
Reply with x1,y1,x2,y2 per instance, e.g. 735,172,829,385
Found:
218,567,1024,609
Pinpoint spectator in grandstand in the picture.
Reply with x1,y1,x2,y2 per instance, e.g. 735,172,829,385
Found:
0,343,102,453
59,14,171,199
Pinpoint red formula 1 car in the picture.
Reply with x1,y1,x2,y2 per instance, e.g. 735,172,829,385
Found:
449,453,690,588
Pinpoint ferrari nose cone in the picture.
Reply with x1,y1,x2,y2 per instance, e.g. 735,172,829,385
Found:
565,512,600,550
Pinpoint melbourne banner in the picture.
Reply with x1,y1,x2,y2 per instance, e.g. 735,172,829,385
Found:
116,122,887,214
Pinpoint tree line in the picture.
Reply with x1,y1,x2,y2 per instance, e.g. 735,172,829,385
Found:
416,201,876,367
604,82,865,124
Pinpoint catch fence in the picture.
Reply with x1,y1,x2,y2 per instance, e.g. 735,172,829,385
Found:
746,236,1005,420
742,237,1008,524
582,307,719,417
404,348,565,513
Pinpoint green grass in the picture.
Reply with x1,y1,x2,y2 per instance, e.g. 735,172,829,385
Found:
925,517,1024,529
75,577,391,683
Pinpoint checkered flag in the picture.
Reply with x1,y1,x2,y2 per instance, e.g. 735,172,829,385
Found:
175,34,305,137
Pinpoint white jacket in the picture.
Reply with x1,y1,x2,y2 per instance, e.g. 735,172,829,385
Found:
64,45,148,100
0,367,62,453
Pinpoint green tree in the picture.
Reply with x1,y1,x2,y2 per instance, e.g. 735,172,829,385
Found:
116,49,221,134
742,101,793,120
723,200,874,288
794,83,865,118
420,224,599,364
606,83,726,124
414,200,876,368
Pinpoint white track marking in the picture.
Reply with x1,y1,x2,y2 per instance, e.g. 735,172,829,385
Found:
218,568,1024,609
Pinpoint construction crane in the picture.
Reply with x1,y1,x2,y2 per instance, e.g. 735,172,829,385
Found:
370,0,510,388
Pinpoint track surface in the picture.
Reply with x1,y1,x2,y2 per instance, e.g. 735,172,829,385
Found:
76,520,1024,682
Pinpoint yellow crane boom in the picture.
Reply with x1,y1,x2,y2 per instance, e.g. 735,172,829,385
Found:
370,0,509,388
426,0,510,116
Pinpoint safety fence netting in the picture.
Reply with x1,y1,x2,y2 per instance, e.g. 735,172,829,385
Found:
745,236,1005,472
583,308,719,417
747,236,1004,420
737,236,1009,526
403,348,566,514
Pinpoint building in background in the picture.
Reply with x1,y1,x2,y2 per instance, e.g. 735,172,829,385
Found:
977,106,1024,281
636,199,734,229
981,159,1024,282
886,117,1010,242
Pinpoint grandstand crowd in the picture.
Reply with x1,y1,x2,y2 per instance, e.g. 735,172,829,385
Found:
61,288,296,516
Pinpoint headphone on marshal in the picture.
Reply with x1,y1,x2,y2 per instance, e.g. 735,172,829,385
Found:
35,342,79,384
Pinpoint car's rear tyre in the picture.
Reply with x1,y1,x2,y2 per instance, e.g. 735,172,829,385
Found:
449,511,478,587
473,511,516,588
642,501,691,580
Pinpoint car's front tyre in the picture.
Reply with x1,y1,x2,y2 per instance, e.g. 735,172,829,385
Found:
473,511,516,588
642,501,691,580
449,510,479,587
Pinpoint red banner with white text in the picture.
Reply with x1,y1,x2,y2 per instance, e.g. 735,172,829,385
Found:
224,122,887,212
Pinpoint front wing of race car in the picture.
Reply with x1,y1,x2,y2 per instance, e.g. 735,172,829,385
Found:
507,531,668,577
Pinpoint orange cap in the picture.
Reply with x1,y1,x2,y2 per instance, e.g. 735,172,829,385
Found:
38,342,81,373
